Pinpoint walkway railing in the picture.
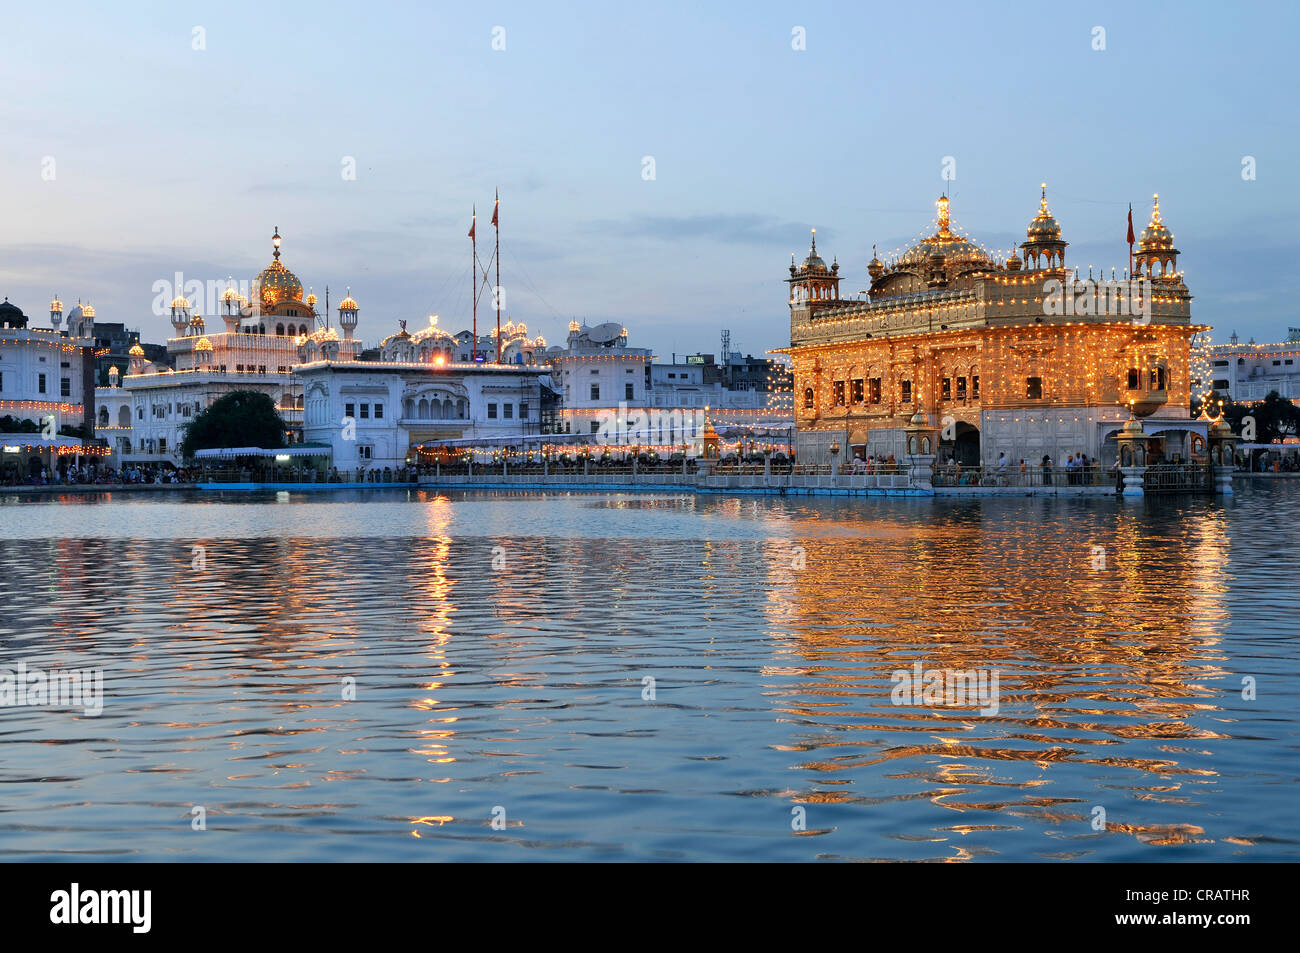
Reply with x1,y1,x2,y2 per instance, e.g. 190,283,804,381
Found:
1143,463,1211,493
200,467,417,484
932,464,1110,488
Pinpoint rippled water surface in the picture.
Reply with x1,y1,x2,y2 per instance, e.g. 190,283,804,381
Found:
0,484,1296,861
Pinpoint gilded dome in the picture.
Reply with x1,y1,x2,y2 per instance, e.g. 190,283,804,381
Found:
411,315,451,343
171,294,191,310
380,326,411,348
81,302,95,318
50,295,63,312
1139,194,1174,249
897,196,995,271
1026,184,1061,241
256,259,304,308
338,294,359,311
194,337,213,352
254,228,304,309
221,283,239,303
800,230,829,272
129,343,145,357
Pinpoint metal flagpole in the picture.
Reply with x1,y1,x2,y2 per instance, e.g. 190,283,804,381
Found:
494,189,501,363
470,205,477,361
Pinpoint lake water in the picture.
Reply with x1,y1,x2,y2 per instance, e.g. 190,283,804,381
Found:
0,483,1295,861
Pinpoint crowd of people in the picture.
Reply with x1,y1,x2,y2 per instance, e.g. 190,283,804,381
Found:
1,463,200,487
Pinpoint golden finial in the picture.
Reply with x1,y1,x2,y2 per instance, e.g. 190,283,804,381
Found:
272,226,281,260
1150,193,1162,225
936,195,951,234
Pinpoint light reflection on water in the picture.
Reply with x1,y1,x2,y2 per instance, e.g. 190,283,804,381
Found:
0,485,1294,861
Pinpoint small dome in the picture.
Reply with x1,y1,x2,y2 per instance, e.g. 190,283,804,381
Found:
338,294,359,311
171,294,191,309
50,295,63,312
81,302,95,318
800,230,828,272
569,319,581,332
194,337,213,352
129,343,145,357
306,291,317,307
108,364,119,378
221,284,239,302
188,313,204,327
1026,184,1061,241
1139,194,1174,249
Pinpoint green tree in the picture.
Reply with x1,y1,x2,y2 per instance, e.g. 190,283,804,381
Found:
181,391,286,459
1247,391,1300,443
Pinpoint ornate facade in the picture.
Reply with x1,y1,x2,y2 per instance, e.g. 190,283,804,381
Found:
782,191,1208,467
100,229,364,462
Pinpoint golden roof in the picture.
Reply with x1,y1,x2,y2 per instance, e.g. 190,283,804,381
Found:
129,343,145,357
194,337,213,352
171,294,190,309
254,229,303,308
50,295,63,312
221,283,240,302
1026,184,1062,241
81,302,95,317
338,294,359,311
1140,193,1174,250
896,196,995,270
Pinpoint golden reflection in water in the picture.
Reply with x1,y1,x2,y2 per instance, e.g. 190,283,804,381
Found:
761,500,1233,855
408,498,458,791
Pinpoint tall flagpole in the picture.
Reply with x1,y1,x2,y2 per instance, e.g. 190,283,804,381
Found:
470,205,477,361
494,188,501,363
1127,203,1135,280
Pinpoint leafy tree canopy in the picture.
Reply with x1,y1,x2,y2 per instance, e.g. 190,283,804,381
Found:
181,390,286,459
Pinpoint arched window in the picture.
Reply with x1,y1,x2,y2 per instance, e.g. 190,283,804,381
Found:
803,387,814,408
98,407,109,426
276,323,285,336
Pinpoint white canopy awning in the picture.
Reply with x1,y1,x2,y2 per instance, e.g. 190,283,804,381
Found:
194,446,332,460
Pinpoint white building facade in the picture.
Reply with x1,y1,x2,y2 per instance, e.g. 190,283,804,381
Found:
298,356,547,470
1203,331,1300,403
97,230,364,464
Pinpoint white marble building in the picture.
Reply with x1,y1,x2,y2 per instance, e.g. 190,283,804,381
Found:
0,296,95,431
98,230,364,464
297,349,548,470
1202,330,1300,403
